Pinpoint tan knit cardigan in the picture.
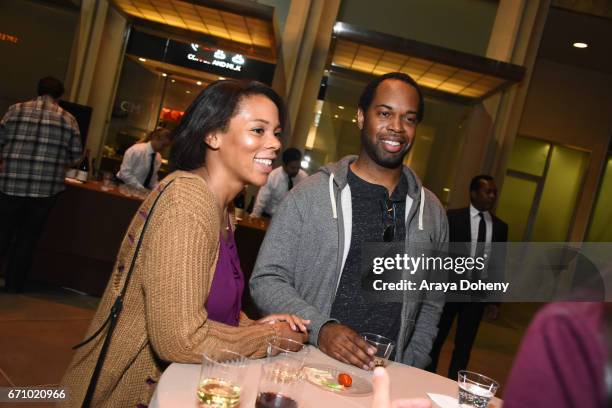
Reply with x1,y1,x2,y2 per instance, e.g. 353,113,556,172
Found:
60,171,277,407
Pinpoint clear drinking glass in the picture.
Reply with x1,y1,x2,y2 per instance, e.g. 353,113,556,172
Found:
256,355,303,408
197,349,249,408
255,338,308,408
267,337,308,359
361,332,395,367
101,172,116,191
457,370,499,408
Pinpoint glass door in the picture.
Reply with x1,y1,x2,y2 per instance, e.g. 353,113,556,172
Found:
496,136,589,242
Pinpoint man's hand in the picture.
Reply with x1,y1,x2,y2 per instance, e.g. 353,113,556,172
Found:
318,322,376,370
372,367,431,408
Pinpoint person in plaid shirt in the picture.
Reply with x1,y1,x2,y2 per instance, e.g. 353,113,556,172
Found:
0,77,82,293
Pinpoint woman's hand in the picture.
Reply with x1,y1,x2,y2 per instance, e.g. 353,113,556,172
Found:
372,367,431,408
273,322,309,346
257,314,310,333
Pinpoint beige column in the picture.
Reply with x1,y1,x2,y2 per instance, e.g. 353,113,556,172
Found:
65,0,109,104
448,0,550,208
273,0,341,150
86,7,128,158
272,0,312,104
64,1,128,158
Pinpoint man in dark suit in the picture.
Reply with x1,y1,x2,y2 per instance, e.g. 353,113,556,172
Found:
426,175,508,379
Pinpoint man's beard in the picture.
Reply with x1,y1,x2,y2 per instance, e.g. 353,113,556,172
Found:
360,129,412,169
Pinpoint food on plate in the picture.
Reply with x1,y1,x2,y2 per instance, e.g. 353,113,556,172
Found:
338,373,352,387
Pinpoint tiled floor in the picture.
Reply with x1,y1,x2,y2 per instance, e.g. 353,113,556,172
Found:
0,279,539,404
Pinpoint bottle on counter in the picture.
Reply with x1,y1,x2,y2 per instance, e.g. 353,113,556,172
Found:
76,150,90,182
65,163,77,179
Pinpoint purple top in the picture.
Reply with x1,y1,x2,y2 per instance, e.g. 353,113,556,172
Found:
205,227,244,326
503,302,606,407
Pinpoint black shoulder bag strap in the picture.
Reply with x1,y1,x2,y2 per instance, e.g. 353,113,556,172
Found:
72,178,177,408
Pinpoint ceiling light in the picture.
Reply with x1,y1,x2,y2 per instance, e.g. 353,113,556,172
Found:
196,81,202,86
138,57,147,62
351,118,356,123
171,79,176,83
338,106,345,110
186,90,191,94
573,42,588,49
334,114,339,119
161,73,167,77
219,76,226,80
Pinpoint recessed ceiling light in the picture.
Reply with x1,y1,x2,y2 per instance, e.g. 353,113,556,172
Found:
196,81,202,86
334,114,339,119
573,42,588,49
186,90,191,94
219,76,226,80
138,57,147,62
351,118,356,123
338,105,345,110
171,79,176,83
161,73,167,77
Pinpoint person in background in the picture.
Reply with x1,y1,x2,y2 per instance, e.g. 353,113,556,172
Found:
503,302,607,407
116,127,172,190
251,72,448,370
427,175,508,380
0,76,82,293
61,80,308,407
251,147,308,218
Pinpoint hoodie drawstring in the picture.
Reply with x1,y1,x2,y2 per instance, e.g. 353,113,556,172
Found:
329,171,424,228
418,187,425,230
329,173,337,219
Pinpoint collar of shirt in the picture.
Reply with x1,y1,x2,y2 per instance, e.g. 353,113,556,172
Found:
347,167,408,201
145,141,155,155
470,203,489,219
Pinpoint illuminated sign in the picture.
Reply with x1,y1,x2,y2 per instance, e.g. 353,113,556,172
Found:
126,29,275,84
0,32,18,44
187,45,245,72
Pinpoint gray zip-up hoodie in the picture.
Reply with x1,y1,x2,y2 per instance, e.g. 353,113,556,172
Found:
250,155,448,368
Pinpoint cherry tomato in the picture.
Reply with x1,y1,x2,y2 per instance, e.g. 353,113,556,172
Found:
338,373,352,387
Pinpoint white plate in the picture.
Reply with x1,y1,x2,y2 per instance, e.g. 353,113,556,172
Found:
303,363,372,397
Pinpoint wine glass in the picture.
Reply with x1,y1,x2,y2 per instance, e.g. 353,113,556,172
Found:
256,338,308,408
197,349,249,408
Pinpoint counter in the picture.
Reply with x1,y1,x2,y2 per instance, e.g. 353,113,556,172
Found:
29,179,268,317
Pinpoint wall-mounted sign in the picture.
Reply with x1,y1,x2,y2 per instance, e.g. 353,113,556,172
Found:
186,44,246,72
126,29,275,84
0,32,19,44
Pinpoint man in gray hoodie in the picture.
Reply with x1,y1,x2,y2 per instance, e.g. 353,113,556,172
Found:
250,72,448,370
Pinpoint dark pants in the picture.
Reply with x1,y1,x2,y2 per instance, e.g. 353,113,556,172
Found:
427,302,485,380
0,192,56,292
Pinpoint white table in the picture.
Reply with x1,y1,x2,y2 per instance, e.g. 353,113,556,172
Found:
150,346,501,407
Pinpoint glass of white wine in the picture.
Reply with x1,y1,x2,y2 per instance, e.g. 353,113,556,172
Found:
197,349,249,408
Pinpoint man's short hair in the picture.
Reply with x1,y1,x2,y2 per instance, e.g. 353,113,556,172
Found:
470,175,494,192
282,148,302,165
149,127,172,141
37,77,64,99
357,72,425,123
